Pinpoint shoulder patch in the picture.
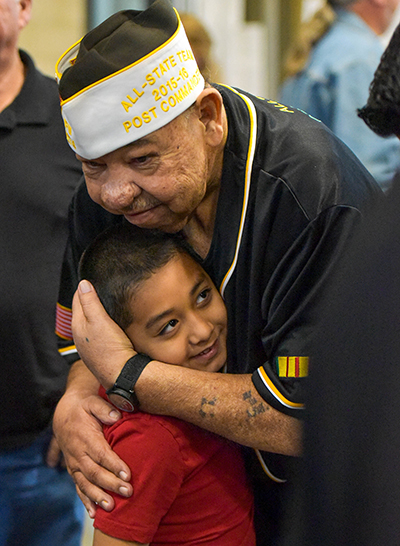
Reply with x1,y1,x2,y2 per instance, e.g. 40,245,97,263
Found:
56,302,73,340
276,356,309,378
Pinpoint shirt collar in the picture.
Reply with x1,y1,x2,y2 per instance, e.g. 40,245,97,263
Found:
334,8,376,37
0,50,53,130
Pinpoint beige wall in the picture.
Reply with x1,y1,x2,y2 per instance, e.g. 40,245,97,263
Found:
279,0,302,83
18,0,87,76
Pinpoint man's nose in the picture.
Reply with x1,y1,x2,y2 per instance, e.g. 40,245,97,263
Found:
101,173,142,211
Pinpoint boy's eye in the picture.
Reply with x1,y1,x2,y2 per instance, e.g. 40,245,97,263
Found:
159,319,179,335
197,288,211,305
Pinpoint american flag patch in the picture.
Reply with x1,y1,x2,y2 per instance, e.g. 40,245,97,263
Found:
55,303,73,340
276,356,309,378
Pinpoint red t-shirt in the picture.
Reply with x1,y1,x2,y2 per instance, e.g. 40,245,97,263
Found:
94,388,255,545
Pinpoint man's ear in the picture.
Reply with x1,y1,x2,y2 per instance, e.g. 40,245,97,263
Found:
195,88,226,147
18,0,32,31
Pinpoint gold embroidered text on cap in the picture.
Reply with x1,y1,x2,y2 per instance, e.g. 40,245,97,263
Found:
55,1,204,159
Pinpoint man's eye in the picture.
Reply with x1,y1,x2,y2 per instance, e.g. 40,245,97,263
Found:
159,319,179,335
131,155,151,165
83,160,102,169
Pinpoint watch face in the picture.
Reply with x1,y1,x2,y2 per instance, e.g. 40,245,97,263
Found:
107,392,135,413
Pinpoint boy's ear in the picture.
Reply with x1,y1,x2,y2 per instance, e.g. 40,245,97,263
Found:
195,88,225,147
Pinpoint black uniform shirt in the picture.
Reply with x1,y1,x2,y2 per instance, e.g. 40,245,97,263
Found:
56,84,380,474
209,85,380,413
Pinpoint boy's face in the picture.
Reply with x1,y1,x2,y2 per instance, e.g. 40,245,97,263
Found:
125,253,227,372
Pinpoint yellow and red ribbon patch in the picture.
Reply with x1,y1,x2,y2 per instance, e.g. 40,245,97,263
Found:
276,356,309,378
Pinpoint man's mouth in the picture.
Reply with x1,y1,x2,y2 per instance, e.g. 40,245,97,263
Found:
123,204,161,222
126,204,158,216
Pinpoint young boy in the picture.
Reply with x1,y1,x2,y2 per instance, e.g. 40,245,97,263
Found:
79,222,256,546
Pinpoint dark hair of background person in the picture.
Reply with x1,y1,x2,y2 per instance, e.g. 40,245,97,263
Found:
358,22,400,137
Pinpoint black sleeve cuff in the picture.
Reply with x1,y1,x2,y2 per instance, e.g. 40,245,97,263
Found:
252,366,306,419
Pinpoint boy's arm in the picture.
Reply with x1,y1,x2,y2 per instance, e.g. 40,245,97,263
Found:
93,528,148,546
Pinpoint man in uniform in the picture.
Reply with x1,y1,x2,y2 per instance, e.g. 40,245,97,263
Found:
52,1,381,543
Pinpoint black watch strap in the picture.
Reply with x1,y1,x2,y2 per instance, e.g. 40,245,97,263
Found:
113,353,153,392
106,352,153,408
112,353,152,391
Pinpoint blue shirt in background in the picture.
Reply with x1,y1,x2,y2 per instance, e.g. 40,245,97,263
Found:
280,9,400,191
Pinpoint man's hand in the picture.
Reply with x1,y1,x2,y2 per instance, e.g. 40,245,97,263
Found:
72,280,135,388
46,434,65,468
53,361,133,518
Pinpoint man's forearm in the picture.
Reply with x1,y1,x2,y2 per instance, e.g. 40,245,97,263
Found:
66,358,101,395
70,355,302,456
136,361,302,456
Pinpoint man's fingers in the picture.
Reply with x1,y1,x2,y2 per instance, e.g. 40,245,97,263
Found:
71,281,135,386
46,435,62,468
63,428,133,506
53,385,132,508
75,280,110,322
75,280,127,330
74,425,132,489
86,393,122,426
73,470,116,511
75,396,132,486
75,487,98,519
70,454,133,503
74,478,121,519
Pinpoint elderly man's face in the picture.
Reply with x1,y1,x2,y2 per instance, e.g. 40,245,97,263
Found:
77,110,213,234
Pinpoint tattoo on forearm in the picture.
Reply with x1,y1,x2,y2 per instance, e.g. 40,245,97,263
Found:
198,391,266,420
199,396,217,418
243,390,266,418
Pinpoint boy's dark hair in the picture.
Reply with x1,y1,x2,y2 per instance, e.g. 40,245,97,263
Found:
79,222,202,330
358,23,400,138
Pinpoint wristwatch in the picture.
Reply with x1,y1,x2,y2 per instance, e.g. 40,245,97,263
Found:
106,353,152,412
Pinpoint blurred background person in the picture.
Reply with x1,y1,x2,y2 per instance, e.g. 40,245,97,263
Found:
0,0,84,544
179,11,224,83
280,0,400,191
303,21,400,545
